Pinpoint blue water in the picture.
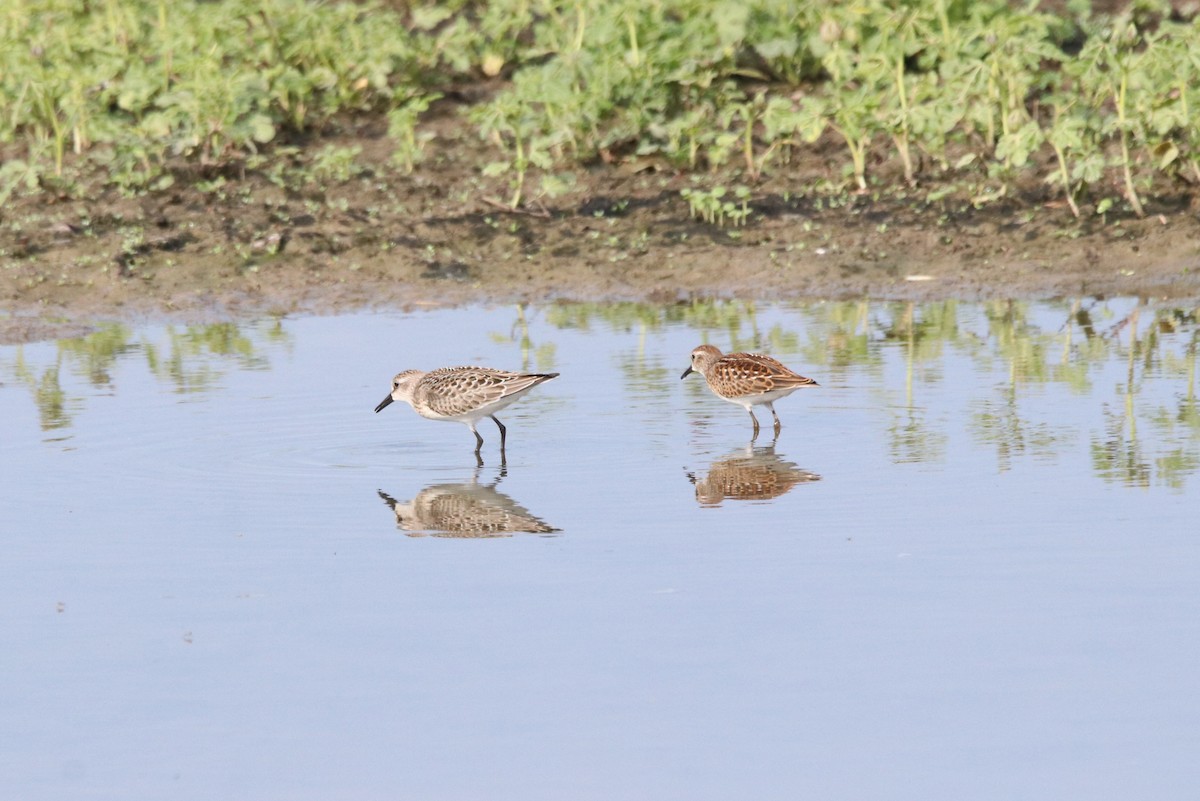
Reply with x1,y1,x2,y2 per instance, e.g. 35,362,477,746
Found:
1,299,1197,800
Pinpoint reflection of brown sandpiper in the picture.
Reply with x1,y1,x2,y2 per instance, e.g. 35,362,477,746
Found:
377,484,559,538
375,367,558,454
689,445,821,507
681,345,818,437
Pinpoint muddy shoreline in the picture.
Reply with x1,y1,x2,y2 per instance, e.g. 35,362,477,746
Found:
4,133,1200,343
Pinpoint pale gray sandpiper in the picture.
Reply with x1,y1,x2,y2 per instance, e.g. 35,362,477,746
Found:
374,366,558,454
681,344,818,437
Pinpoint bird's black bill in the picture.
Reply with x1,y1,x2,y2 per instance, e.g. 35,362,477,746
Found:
374,395,394,413
680,366,694,380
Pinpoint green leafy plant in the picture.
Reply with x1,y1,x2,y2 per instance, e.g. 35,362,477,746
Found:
1074,19,1149,217
388,93,440,174
4,0,1200,217
681,185,752,227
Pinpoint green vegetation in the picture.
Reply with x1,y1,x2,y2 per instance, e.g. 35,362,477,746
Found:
680,185,752,227
3,0,1200,219
1,0,432,196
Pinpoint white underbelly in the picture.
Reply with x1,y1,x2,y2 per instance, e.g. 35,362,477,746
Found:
725,386,802,409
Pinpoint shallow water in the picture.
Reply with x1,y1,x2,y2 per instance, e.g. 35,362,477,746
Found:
2,299,1198,800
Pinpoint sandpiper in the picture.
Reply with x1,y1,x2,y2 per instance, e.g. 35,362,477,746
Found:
374,366,558,454
681,344,818,437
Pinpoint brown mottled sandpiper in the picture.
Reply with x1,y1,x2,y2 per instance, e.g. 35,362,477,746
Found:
681,344,818,437
688,444,822,507
375,367,558,454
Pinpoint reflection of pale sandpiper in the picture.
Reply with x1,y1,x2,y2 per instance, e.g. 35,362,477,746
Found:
681,345,818,437
377,483,558,538
374,367,558,454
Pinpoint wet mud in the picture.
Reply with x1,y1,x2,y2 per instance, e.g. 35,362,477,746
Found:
4,116,1199,343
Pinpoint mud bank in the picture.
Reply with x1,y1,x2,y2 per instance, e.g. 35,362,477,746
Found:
4,134,1199,343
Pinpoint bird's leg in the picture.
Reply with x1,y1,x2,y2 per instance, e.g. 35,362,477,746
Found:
469,422,484,454
748,408,761,440
491,415,507,453
766,402,782,435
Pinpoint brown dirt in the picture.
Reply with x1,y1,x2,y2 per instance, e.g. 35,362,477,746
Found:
4,111,1200,343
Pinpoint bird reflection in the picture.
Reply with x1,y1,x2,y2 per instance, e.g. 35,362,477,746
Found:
377,468,558,538
688,442,821,507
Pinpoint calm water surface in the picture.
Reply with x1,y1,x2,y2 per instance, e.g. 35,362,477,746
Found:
2,299,1198,800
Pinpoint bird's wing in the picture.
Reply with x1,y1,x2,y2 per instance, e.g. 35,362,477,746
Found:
420,368,554,416
719,353,818,391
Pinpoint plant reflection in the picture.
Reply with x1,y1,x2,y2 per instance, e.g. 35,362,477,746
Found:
549,297,1198,489
489,304,557,372
143,320,287,392
882,301,952,464
4,299,1197,490
687,442,821,507
377,468,558,538
2,319,290,431
1089,305,1200,489
1144,316,1200,490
